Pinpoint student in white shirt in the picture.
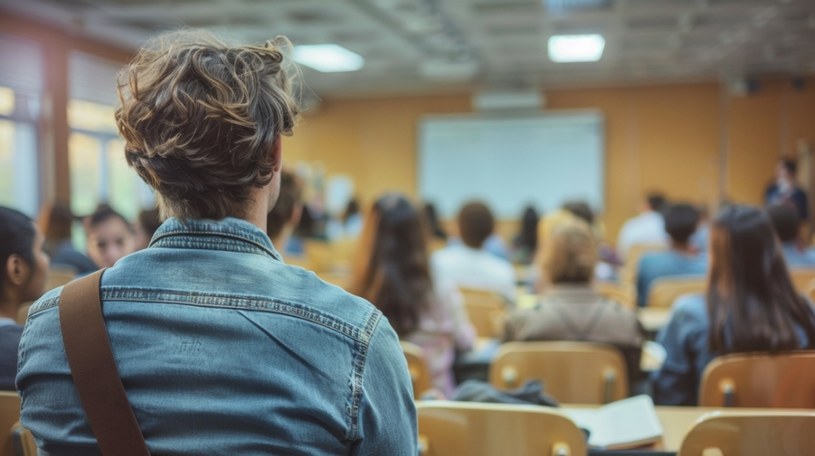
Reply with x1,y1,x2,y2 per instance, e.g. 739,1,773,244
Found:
617,193,669,261
432,201,517,303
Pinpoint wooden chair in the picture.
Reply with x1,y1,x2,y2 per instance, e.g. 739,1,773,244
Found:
789,268,815,294
678,411,815,456
594,281,636,310
400,341,433,399
45,265,77,292
0,391,21,456
699,351,815,407
9,422,36,456
645,276,706,308
459,288,508,339
619,243,665,286
417,401,587,456
489,341,628,404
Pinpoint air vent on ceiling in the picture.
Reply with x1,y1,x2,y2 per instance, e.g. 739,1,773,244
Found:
544,0,613,12
472,89,544,111
626,15,679,30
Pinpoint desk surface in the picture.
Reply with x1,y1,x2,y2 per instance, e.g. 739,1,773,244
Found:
637,308,671,333
562,405,810,452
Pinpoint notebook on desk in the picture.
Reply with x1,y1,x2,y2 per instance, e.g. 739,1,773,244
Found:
564,395,663,450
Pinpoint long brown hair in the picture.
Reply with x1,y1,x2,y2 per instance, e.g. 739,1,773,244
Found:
707,205,815,353
349,194,434,336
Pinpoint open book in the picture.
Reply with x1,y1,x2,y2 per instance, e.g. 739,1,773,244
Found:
563,395,663,450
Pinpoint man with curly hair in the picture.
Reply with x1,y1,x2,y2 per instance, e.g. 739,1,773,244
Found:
17,30,417,455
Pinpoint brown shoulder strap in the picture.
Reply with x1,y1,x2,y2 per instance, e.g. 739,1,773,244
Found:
59,269,150,456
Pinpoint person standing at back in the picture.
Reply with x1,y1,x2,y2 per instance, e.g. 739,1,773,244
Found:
432,201,517,302
765,157,809,222
17,30,416,455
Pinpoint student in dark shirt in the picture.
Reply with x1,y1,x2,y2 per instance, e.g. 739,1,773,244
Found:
0,207,50,390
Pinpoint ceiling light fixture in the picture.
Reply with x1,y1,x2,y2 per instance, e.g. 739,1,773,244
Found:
547,34,605,63
293,44,364,73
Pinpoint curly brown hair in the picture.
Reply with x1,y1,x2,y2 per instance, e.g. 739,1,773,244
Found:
115,30,301,220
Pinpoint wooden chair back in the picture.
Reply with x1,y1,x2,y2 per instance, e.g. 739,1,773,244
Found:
401,341,434,399
0,391,20,456
594,281,636,310
789,268,815,293
9,422,36,456
620,243,665,285
417,401,587,456
489,341,628,404
45,265,77,292
678,411,815,456
699,351,815,407
459,288,508,339
646,276,706,308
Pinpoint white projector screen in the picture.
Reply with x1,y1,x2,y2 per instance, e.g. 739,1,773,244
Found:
418,111,605,219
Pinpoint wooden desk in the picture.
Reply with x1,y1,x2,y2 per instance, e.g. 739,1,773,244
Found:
638,308,671,333
562,405,809,452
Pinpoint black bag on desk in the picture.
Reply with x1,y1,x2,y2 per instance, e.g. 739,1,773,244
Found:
452,379,559,407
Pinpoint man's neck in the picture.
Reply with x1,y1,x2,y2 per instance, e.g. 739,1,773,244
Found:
245,190,271,233
671,241,696,255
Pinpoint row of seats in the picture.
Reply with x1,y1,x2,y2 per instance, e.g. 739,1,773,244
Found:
417,401,815,456
403,340,815,407
5,387,812,456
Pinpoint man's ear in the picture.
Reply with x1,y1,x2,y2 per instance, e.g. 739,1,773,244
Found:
272,137,283,173
6,254,30,287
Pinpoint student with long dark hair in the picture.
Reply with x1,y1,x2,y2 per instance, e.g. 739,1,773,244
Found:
350,194,475,397
0,207,49,390
653,205,815,405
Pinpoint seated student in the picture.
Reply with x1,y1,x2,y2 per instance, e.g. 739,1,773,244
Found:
636,203,707,307
617,192,669,261
266,170,303,256
39,203,96,275
504,219,644,384
0,207,49,390
511,206,539,265
652,205,815,406
85,205,136,268
133,207,161,251
767,203,815,268
432,201,517,302
349,194,475,397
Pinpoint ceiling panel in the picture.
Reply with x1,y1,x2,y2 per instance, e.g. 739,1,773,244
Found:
0,0,812,97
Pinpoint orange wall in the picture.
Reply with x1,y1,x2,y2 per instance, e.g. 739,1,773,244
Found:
284,79,815,240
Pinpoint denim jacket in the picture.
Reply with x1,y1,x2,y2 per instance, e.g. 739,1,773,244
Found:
17,217,417,455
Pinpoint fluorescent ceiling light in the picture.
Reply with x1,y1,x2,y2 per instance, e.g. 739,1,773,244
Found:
293,44,364,73
547,34,605,63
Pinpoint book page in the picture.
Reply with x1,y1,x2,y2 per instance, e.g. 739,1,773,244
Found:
565,395,663,449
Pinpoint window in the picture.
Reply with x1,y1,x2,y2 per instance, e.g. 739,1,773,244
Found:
68,52,154,223
0,35,43,217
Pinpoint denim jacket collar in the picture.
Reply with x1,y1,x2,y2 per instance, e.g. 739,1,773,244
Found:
149,217,282,261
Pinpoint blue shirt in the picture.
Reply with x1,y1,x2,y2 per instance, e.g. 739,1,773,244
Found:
17,217,417,455
636,250,708,307
781,243,815,268
0,319,23,391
